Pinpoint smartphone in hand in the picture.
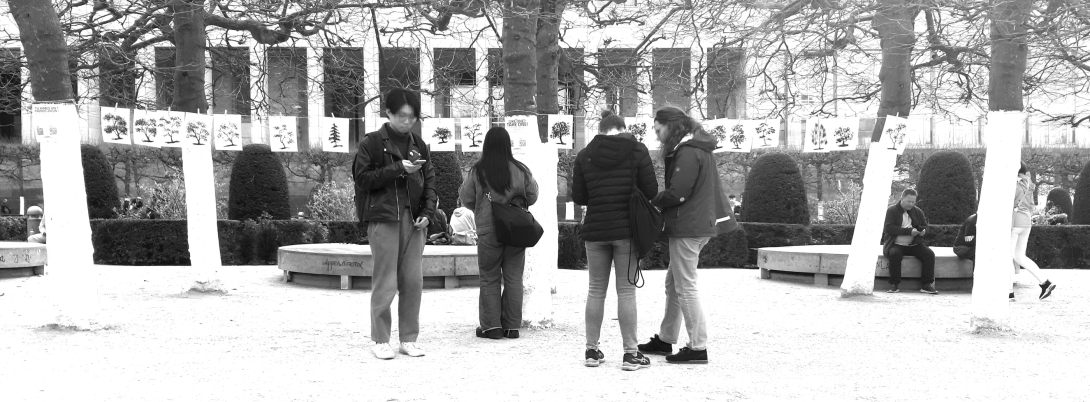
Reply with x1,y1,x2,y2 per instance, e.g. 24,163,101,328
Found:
413,159,427,165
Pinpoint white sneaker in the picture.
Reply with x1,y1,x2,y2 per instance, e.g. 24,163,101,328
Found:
371,342,395,360
399,342,426,357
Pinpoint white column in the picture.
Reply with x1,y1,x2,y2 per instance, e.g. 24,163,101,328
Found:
20,50,35,145
969,112,1024,332
420,46,434,119
840,139,898,296
78,57,100,145
307,45,324,150
249,44,269,145
365,31,382,125
518,137,558,329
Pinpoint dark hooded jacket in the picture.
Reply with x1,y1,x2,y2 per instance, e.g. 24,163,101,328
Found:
572,133,658,242
652,130,739,238
352,123,437,223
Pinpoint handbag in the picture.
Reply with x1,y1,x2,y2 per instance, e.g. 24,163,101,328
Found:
627,154,663,287
488,191,544,248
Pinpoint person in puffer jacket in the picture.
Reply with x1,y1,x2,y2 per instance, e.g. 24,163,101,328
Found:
638,106,739,365
572,110,657,371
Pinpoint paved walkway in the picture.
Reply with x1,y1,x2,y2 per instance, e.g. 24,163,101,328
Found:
2,266,1088,401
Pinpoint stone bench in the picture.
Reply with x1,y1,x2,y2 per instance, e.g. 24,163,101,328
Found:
0,242,48,279
278,244,478,290
757,245,975,291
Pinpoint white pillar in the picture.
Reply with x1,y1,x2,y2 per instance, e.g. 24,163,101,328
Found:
420,46,435,119
518,138,558,329
77,59,99,145
969,112,1024,332
840,140,898,296
20,51,35,145
249,44,269,145
307,46,324,150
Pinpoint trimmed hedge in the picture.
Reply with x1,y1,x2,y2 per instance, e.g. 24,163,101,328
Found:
742,153,810,225
229,144,291,221
81,144,121,219
915,150,977,224
431,152,462,216
1047,188,1073,216
1074,160,1090,224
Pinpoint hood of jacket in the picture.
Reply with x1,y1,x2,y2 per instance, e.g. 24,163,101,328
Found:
585,133,642,169
672,130,718,154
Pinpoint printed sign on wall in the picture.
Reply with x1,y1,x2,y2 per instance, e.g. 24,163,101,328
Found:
504,115,537,149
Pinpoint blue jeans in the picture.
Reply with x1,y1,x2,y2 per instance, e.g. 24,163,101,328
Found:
585,239,639,354
658,237,709,351
477,232,526,331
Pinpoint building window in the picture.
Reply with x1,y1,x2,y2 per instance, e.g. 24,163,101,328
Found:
267,47,308,149
154,47,175,109
707,47,745,120
209,47,251,117
487,48,503,123
379,47,420,117
433,48,475,118
98,47,138,108
0,48,20,144
323,47,366,149
559,48,584,115
600,48,638,117
652,48,690,112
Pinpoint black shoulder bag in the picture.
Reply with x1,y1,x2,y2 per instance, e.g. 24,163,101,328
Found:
627,155,664,287
488,189,544,248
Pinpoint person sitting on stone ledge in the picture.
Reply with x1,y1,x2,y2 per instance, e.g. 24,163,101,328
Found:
953,213,976,265
26,206,46,244
1,199,11,215
449,200,477,246
881,188,937,294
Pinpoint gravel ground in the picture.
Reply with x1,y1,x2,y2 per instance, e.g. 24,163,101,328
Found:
2,266,1088,402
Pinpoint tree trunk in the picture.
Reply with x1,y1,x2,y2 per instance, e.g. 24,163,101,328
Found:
841,0,916,297
503,0,541,118
9,0,101,329
535,0,564,143
171,0,209,113
971,0,1032,332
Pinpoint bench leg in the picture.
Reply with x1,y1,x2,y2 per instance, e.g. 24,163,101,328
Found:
814,273,830,286
759,268,771,279
281,270,292,283
340,275,352,290
32,266,45,276
444,276,459,289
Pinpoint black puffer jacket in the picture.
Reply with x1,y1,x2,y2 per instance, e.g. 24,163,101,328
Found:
572,133,658,242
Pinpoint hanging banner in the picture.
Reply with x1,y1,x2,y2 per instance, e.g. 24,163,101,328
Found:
705,118,743,153
803,118,830,153
459,117,488,152
184,112,212,148
32,103,79,143
156,111,185,147
629,117,658,151
319,116,352,153
269,115,299,152
547,114,575,149
825,117,860,151
504,115,537,150
132,110,160,147
422,117,457,152
100,106,133,145
745,119,780,150
878,115,912,155
214,113,244,151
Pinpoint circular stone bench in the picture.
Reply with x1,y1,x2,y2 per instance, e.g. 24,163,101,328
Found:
757,245,975,291
278,244,479,290
0,242,48,279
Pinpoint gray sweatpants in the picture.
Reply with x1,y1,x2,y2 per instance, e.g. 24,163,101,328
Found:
368,209,425,344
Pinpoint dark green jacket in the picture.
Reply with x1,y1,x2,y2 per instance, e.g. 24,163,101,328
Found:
652,131,739,238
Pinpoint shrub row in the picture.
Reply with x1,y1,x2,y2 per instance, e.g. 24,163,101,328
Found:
2,217,1087,269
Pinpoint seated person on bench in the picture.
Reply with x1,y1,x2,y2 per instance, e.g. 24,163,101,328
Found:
881,189,937,294
953,214,976,264
27,206,46,244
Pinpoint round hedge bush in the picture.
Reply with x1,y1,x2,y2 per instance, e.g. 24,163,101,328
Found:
1074,161,1090,224
1047,188,1073,216
914,150,977,224
228,144,291,221
81,144,120,219
741,152,810,225
431,151,462,216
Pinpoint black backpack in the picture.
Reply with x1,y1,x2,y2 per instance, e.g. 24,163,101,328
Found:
627,155,663,287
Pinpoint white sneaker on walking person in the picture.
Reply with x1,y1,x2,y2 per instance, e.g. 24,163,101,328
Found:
399,342,426,357
372,342,395,360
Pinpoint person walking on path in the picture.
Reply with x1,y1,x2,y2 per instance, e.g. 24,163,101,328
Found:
881,188,938,294
352,89,436,360
572,111,657,371
637,107,739,365
459,127,539,340
1012,162,1056,301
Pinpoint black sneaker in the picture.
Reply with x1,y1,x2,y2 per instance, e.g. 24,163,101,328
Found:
584,348,605,367
1039,280,1056,300
665,347,708,364
475,327,502,340
1009,292,1016,302
920,282,939,295
504,329,520,339
637,335,673,355
887,284,900,293
622,352,651,371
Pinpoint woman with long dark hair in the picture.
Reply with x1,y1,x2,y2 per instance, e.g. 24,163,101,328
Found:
572,111,657,370
1012,161,1056,301
638,107,738,364
459,127,539,339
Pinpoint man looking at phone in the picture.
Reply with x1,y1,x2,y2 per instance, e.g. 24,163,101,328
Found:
881,188,938,294
353,88,437,360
